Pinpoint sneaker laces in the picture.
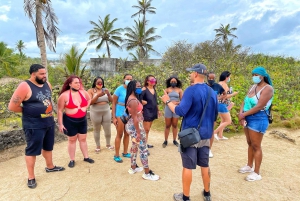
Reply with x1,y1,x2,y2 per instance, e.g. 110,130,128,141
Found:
148,170,155,175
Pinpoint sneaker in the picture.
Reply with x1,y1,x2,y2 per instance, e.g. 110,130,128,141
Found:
209,150,213,158
45,166,65,172
173,193,191,201
83,158,95,163
128,165,143,174
173,140,179,147
162,141,168,148
219,136,228,140
214,134,219,141
113,156,123,163
122,153,131,158
147,144,154,148
246,172,262,181
239,165,254,173
142,170,159,181
202,190,211,201
68,160,75,168
27,178,37,189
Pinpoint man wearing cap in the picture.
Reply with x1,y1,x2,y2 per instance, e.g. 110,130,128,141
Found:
161,63,218,201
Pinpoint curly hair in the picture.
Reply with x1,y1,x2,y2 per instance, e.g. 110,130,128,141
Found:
166,76,182,88
59,75,82,95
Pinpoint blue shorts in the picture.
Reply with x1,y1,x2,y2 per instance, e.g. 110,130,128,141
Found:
218,103,229,113
181,146,209,169
245,111,269,134
24,125,55,156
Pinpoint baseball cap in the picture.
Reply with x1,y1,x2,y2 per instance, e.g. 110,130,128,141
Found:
186,63,207,75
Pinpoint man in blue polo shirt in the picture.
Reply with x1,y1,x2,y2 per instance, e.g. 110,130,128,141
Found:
161,63,218,201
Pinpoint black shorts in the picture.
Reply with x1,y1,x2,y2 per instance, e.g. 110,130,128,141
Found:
24,125,55,156
63,113,87,136
181,146,209,169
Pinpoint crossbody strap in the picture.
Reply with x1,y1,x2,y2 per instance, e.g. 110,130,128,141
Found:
180,86,212,131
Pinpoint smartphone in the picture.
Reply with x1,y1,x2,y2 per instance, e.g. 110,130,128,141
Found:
102,88,106,92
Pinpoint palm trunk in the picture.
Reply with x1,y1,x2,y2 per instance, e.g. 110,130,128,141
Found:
35,0,48,72
106,41,111,58
143,14,147,59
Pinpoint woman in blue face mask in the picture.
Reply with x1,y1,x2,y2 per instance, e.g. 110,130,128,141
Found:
162,76,183,148
112,74,133,163
238,66,273,182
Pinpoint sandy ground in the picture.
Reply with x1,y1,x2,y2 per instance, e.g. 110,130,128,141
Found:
0,126,299,201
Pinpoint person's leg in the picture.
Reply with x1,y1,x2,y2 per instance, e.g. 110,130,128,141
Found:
201,167,211,192
78,133,89,158
143,121,153,146
114,117,124,157
68,135,78,160
214,112,231,138
163,118,172,146
123,126,130,155
248,130,263,174
91,109,102,150
102,109,113,148
182,168,192,197
171,117,179,142
244,128,254,168
42,150,54,168
25,156,36,180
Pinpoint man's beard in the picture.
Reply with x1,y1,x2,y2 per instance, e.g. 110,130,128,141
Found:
36,76,46,84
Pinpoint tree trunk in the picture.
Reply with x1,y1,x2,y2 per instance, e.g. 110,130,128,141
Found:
106,41,111,58
35,0,48,73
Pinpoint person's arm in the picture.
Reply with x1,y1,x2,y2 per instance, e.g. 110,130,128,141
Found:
83,90,91,106
57,93,66,133
141,87,147,105
239,85,273,119
226,91,238,98
112,94,118,126
8,82,29,113
104,88,113,102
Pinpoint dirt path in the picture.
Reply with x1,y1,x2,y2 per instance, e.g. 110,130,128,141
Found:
0,126,299,201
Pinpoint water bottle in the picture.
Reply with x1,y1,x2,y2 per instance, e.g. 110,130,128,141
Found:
229,87,233,94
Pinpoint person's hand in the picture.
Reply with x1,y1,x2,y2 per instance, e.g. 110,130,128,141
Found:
172,100,180,105
239,119,246,126
142,100,147,105
103,88,109,95
233,91,239,96
136,133,141,142
58,124,67,133
238,113,245,121
161,89,170,103
113,117,118,126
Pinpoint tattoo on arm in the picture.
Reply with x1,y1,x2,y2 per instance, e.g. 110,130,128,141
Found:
13,95,21,105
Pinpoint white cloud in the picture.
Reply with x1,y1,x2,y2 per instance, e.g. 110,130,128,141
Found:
0,5,10,13
0,14,9,21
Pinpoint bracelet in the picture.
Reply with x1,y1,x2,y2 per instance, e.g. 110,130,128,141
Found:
166,100,171,105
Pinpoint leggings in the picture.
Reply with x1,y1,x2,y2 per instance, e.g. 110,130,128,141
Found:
125,118,149,168
90,104,111,146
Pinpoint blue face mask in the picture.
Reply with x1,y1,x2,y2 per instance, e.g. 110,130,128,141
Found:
227,78,230,83
135,88,142,94
252,76,262,84
124,80,130,86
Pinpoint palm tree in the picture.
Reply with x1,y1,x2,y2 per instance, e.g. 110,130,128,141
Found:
0,42,17,76
214,24,237,43
59,45,87,78
24,0,59,71
131,0,156,57
123,20,161,59
15,40,26,55
87,14,123,58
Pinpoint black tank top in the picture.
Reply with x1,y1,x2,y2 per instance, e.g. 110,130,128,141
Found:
22,80,55,129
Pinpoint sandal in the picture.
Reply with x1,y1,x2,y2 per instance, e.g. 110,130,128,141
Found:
106,146,114,151
95,148,101,153
114,156,123,163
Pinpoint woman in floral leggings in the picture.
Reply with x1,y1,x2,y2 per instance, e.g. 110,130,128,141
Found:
124,80,159,181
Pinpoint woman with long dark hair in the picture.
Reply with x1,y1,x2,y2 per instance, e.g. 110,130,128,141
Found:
140,75,159,149
112,74,133,163
87,77,113,153
57,75,94,168
214,71,238,140
162,76,183,148
238,66,273,181
124,80,159,181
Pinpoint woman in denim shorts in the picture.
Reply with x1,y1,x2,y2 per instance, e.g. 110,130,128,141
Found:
238,66,274,182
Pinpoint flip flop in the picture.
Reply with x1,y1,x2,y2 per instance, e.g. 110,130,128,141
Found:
95,148,101,153
106,146,114,151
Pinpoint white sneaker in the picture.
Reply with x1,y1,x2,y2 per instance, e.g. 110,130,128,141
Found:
128,166,143,174
239,165,254,173
214,134,219,141
246,172,262,181
142,170,159,181
209,150,213,158
219,136,228,140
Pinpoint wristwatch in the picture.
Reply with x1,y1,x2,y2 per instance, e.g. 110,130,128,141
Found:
166,100,171,105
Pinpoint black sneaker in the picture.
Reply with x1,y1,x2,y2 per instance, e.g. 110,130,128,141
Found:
147,144,154,148
84,158,95,163
45,166,65,173
202,190,211,201
27,178,37,189
68,160,75,168
173,140,179,147
162,141,168,148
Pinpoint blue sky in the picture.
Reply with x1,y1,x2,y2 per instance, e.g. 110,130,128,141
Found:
1,0,300,61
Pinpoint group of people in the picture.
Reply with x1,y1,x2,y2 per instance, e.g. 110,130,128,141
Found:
9,63,274,201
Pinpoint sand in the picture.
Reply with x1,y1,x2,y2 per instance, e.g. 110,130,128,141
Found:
0,126,299,201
